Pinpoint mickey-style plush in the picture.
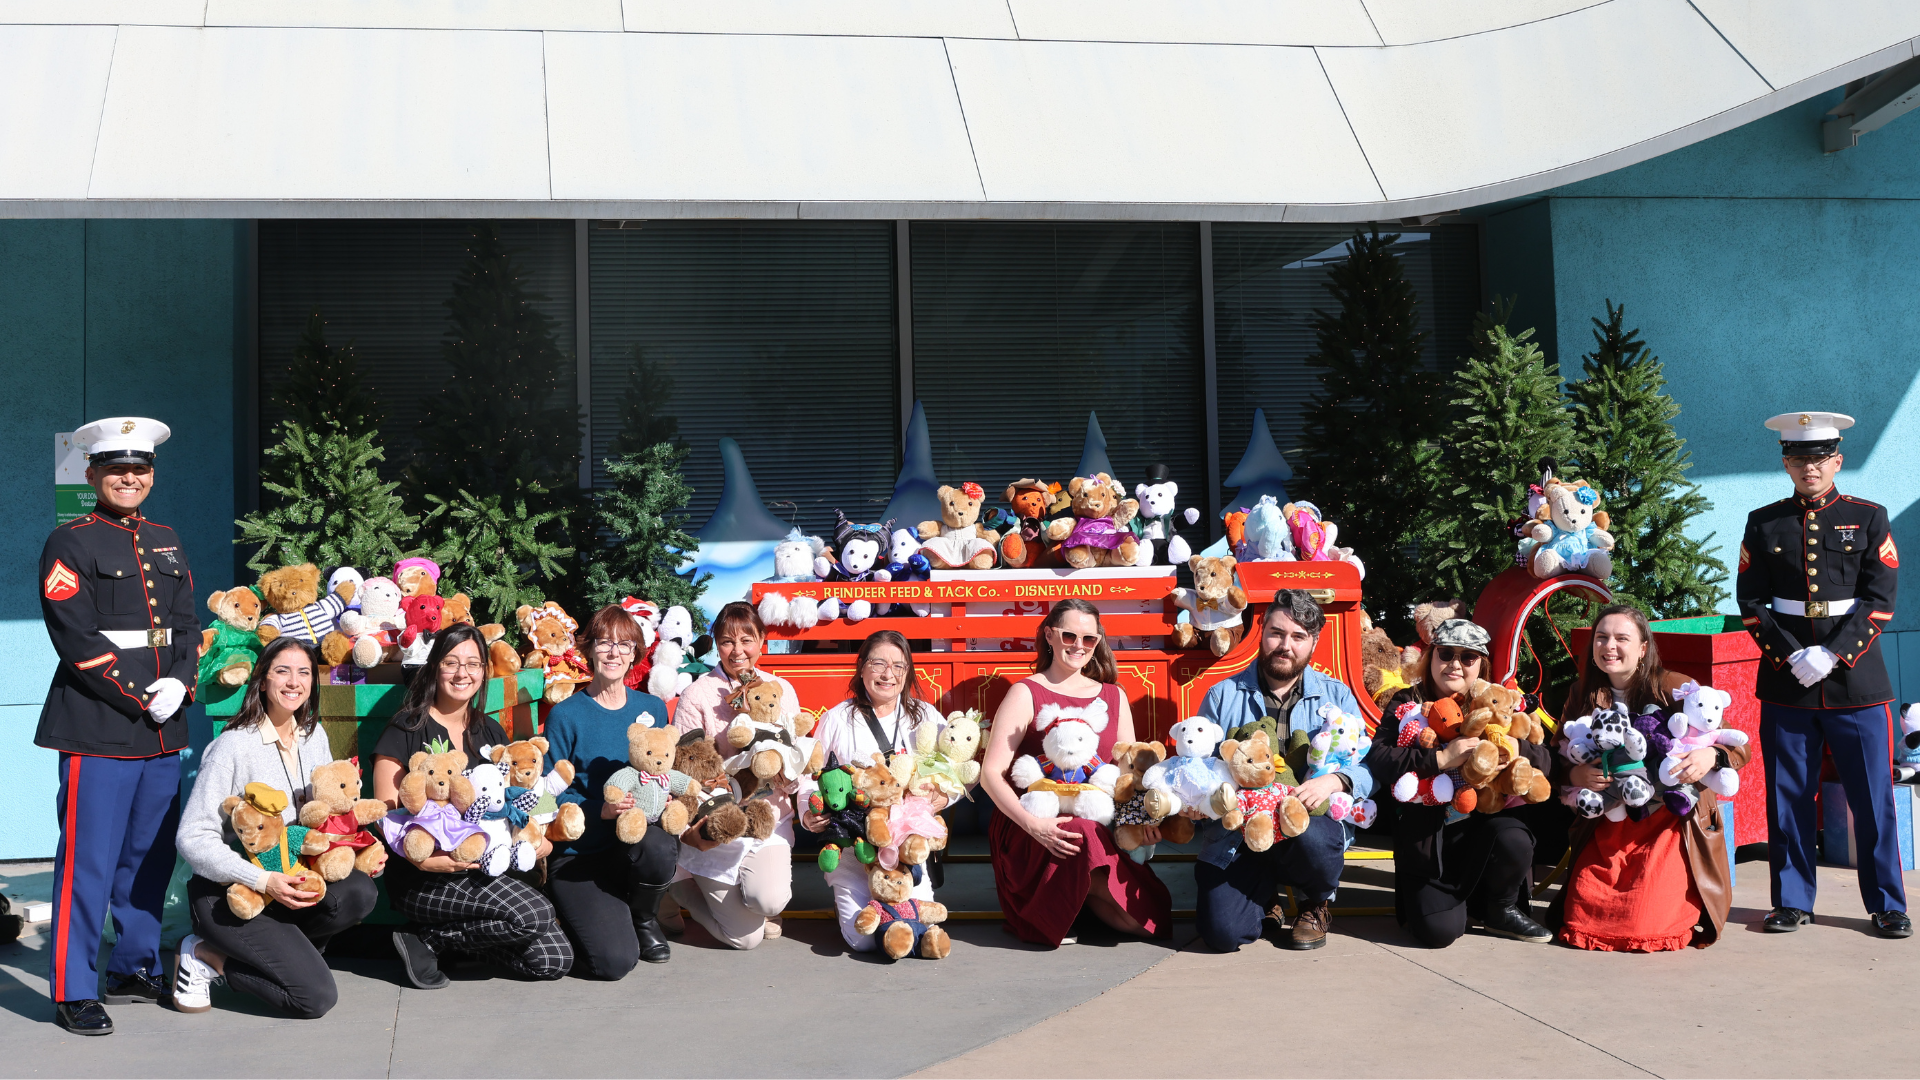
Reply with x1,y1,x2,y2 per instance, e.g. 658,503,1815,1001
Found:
607,723,700,843
462,761,539,876
1170,555,1249,656
815,514,893,623
758,528,826,631
1009,698,1120,825
996,479,1058,569
1560,702,1654,820
1284,501,1365,578
1518,463,1615,580
918,483,1001,570
490,736,586,847
1110,742,1196,863
1140,716,1235,820
1233,496,1297,562
256,563,351,647
1130,463,1199,566
1387,700,1476,814
221,783,332,920
517,601,592,705
853,864,951,960
1045,474,1140,569
379,751,489,866
1655,681,1746,814
198,587,265,689
882,528,933,617
296,759,389,881
1211,730,1309,851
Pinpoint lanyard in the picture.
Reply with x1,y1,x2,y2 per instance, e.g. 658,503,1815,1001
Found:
858,703,907,761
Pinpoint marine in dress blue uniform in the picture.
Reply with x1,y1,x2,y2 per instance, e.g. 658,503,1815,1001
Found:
1737,411,1910,938
37,418,202,1033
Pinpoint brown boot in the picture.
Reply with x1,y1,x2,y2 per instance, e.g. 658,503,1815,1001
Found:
1287,900,1330,950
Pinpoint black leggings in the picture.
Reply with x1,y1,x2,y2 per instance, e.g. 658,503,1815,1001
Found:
187,870,378,1018
546,829,678,980
1404,815,1535,949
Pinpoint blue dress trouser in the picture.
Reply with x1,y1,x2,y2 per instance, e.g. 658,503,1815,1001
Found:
47,752,181,1003
1195,813,1346,953
1761,702,1907,915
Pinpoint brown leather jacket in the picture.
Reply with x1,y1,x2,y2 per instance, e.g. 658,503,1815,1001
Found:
1557,672,1752,947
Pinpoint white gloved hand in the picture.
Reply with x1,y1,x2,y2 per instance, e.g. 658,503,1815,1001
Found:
145,677,187,721
1787,648,1820,687
1805,645,1839,679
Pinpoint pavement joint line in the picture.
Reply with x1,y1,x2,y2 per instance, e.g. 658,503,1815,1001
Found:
385,987,401,1079
1370,939,1664,1079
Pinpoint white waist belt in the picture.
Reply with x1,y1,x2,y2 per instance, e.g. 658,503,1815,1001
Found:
1771,597,1855,618
101,628,172,648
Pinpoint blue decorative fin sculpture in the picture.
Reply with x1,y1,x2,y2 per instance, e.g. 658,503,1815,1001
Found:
1223,408,1292,514
882,400,943,529
693,437,791,542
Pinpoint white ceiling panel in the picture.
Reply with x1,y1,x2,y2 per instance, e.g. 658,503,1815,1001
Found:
620,0,1014,38
205,0,622,32
0,0,201,25
1324,0,1769,200
1692,0,1920,90
1006,0,1379,46
947,38,1381,204
0,25,116,198
545,31,985,201
1360,0,1608,46
88,26,551,200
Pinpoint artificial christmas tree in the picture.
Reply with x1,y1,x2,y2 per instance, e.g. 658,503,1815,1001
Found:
423,484,572,634
275,310,383,439
236,425,419,573
583,441,711,628
1293,229,1448,635
1566,301,1728,617
608,344,681,457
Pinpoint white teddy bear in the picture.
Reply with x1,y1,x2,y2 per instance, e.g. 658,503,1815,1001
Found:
1009,699,1121,825
1131,465,1200,567
462,761,537,877
1140,716,1235,819
757,529,826,632
647,605,697,700
337,575,404,668
1657,681,1746,801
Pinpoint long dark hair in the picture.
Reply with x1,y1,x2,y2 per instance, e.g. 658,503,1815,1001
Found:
226,636,322,737
389,623,493,741
1032,598,1117,684
1570,603,1671,715
848,630,930,731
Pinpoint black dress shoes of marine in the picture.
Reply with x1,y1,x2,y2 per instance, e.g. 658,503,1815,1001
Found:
1763,906,1814,931
1872,910,1912,938
101,968,165,1005
55,999,114,1035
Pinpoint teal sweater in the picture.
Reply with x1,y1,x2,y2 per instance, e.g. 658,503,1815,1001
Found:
542,687,670,856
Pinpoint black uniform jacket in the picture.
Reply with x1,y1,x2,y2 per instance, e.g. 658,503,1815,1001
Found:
35,510,200,757
1736,486,1897,709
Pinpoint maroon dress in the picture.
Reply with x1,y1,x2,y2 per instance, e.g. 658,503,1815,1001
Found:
988,680,1172,945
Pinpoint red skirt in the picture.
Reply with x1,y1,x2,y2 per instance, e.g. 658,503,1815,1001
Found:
1560,808,1703,952
988,813,1171,946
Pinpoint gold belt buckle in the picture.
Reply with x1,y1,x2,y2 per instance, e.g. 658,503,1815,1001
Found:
1804,601,1828,619
147,629,168,648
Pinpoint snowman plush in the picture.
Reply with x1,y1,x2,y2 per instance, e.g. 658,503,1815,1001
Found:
1130,463,1200,567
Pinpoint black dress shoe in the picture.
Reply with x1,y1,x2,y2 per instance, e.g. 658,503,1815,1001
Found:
101,968,165,1005
55,999,114,1035
1479,902,1554,943
392,930,449,989
1764,907,1814,931
1872,910,1912,938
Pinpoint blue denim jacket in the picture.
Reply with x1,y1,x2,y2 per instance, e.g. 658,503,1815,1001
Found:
1194,664,1374,868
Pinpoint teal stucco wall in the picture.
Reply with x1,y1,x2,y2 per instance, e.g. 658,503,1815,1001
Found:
0,219,242,860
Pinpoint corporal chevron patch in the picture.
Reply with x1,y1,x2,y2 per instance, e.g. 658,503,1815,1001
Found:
43,560,79,601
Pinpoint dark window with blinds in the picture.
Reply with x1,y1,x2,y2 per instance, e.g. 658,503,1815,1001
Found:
1211,224,1480,504
587,222,898,529
257,220,577,479
910,222,1204,510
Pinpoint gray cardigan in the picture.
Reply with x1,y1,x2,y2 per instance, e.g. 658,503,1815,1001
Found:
176,722,336,890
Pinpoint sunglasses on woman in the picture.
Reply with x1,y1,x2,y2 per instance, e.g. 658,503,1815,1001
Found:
1052,629,1101,648
1432,646,1482,665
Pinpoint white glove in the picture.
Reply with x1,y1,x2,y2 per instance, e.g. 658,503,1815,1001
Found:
1787,649,1816,687
1805,645,1838,679
145,677,187,721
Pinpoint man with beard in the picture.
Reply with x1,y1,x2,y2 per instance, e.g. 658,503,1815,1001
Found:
1194,590,1372,952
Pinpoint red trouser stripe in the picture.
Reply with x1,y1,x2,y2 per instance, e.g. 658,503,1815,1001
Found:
53,754,82,1002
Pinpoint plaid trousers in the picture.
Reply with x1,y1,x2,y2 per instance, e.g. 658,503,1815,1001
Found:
389,869,572,981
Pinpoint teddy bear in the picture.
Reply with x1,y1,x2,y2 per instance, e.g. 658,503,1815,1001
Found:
853,864,952,960
516,601,592,704
1141,716,1236,821
757,528,827,632
1284,501,1366,577
1518,465,1615,580
489,737,586,847
724,675,823,793
606,723,701,843
1130,463,1199,566
1359,614,1412,706
1169,555,1249,656
809,761,877,872
393,557,439,599
379,750,489,866
1009,697,1120,825
397,593,446,667
994,479,1059,569
255,563,353,648
814,514,894,623
1211,730,1309,851
198,587,265,689
904,710,984,802
296,758,389,880
647,605,699,699
1560,701,1655,820
1386,700,1477,814
1655,681,1746,815
220,783,333,920
918,482,1001,570
1453,680,1550,812
1044,474,1140,569
326,566,364,611
1232,496,1296,562
880,791,948,883
1110,741,1196,862
326,575,405,669
462,760,539,876
671,732,775,844
1305,706,1373,822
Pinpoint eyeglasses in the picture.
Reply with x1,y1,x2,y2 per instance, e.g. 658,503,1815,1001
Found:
862,660,909,676
1052,629,1101,648
1432,647,1482,665
591,641,638,656
1785,455,1835,469
438,660,486,675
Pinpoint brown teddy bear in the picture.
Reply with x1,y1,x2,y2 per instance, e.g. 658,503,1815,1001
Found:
997,479,1058,569
198,588,265,688
1170,555,1249,656
853,864,951,960
1045,473,1140,568
255,563,352,647
1359,611,1413,705
516,601,591,704
436,593,518,677
671,732,776,843
1455,679,1550,811
221,783,332,919
489,737,587,846
848,755,905,852
917,482,1001,570
1211,730,1309,852
1110,741,1197,860
725,676,823,792
296,759,390,880
606,725,699,844
391,751,489,865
